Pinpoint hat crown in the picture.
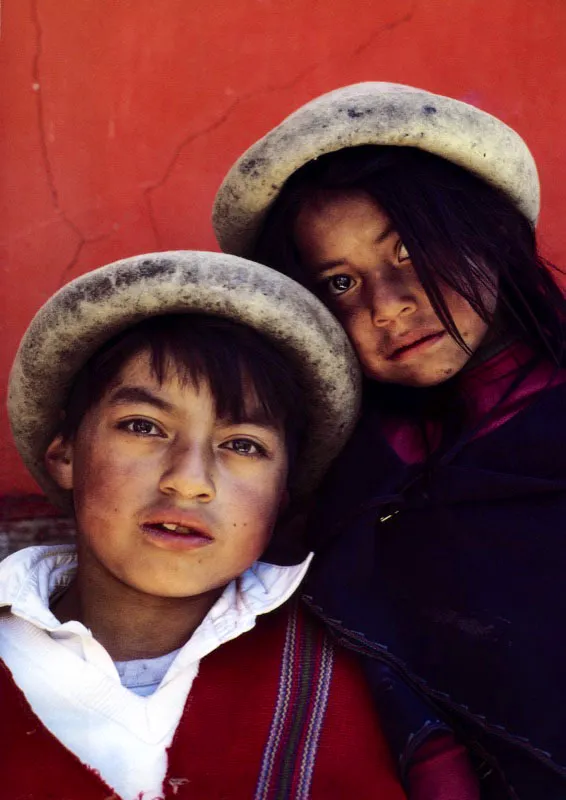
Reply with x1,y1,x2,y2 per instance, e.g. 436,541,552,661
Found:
212,81,540,258
8,251,361,508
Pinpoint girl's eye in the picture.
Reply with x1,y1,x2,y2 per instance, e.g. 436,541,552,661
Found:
120,419,163,437
326,274,354,295
397,242,411,263
222,438,267,457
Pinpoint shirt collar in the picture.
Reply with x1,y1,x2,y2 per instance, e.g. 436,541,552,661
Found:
0,544,313,634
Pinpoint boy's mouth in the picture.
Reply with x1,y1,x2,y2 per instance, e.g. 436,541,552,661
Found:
141,514,214,548
148,522,211,536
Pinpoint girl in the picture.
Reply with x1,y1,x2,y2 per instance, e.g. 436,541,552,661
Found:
212,83,566,799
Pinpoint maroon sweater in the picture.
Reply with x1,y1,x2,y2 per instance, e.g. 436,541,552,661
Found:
0,601,405,800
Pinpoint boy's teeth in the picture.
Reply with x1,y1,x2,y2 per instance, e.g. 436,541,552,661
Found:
159,523,194,535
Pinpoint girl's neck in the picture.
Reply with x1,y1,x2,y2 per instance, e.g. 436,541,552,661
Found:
367,336,527,417
460,327,517,373
374,339,562,465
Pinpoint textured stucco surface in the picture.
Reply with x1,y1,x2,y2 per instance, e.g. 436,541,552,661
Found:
3,0,566,498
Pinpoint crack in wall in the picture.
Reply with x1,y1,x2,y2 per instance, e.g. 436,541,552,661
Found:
29,0,417,266
30,0,64,214
142,62,320,248
30,0,112,285
142,98,241,248
351,1,417,59
141,3,418,248
57,231,111,286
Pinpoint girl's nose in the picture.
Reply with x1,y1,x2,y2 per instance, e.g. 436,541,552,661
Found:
159,446,216,502
369,277,418,327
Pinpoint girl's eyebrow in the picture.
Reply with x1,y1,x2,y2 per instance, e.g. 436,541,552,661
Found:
313,224,396,273
315,258,348,272
108,386,174,413
375,223,395,244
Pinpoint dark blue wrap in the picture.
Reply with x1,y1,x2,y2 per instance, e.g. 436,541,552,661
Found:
303,382,566,798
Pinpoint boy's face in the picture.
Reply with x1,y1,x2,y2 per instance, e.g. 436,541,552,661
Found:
46,350,289,599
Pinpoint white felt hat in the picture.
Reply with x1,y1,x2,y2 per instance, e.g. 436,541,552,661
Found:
8,251,361,508
213,82,540,257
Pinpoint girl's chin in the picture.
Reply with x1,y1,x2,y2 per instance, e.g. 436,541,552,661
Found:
364,361,468,387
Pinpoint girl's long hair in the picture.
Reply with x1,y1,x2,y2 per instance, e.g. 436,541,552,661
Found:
253,145,566,368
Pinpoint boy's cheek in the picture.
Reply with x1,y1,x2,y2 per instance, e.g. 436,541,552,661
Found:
72,446,145,512
236,465,288,514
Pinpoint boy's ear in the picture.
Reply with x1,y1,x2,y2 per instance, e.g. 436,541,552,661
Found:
44,435,74,490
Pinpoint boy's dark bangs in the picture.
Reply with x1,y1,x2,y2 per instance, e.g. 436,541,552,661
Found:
145,315,303,429
60,315,306,457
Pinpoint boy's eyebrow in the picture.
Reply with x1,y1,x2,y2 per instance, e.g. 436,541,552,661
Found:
107,386,174,413
220,407,282,431
108,386,282,431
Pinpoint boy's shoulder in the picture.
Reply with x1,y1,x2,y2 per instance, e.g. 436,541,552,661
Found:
206,595,372,708
0,604,403,800
167,596,400,799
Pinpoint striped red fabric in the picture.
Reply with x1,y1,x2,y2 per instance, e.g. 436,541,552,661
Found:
0,602,405,799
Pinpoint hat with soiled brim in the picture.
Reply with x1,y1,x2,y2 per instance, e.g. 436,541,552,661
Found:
8,251,361,510
212,81,540,257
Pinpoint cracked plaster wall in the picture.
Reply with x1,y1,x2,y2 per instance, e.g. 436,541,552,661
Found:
2,0,566,501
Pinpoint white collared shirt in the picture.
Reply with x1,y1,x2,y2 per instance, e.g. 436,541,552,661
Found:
0,544,312,800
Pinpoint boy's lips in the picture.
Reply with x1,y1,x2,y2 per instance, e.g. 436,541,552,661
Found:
386,330,446,361
141,510,214,549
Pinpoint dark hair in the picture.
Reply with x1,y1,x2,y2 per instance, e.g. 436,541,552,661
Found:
254,145,566,367
59,313,306,471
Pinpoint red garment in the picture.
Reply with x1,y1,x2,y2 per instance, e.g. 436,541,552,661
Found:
408,734,480,800
0,602,405,800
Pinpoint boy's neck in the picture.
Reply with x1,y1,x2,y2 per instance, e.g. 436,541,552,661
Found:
51,551,224,662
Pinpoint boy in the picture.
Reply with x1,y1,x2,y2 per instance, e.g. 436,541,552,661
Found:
1,251,405,799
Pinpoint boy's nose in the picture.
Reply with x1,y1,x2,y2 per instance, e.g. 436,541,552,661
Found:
158,446,216,502
369,277,417,327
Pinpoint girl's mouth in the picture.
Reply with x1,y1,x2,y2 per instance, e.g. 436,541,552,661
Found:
388,332,446,362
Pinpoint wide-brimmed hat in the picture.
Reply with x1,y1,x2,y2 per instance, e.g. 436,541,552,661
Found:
213,81,540,257
8,251,361,509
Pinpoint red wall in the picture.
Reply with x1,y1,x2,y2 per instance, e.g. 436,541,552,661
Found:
2,0,566,497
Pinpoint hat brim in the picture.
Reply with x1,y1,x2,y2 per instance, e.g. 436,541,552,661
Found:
8,251,361,509
213,82,540,257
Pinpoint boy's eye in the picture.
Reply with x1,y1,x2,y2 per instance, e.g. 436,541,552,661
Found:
120,419,163,437
397,242,411,263
222,438,267,457
326,274,354,295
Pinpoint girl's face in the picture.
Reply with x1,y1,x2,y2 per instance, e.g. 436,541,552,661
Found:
294,189,495,387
